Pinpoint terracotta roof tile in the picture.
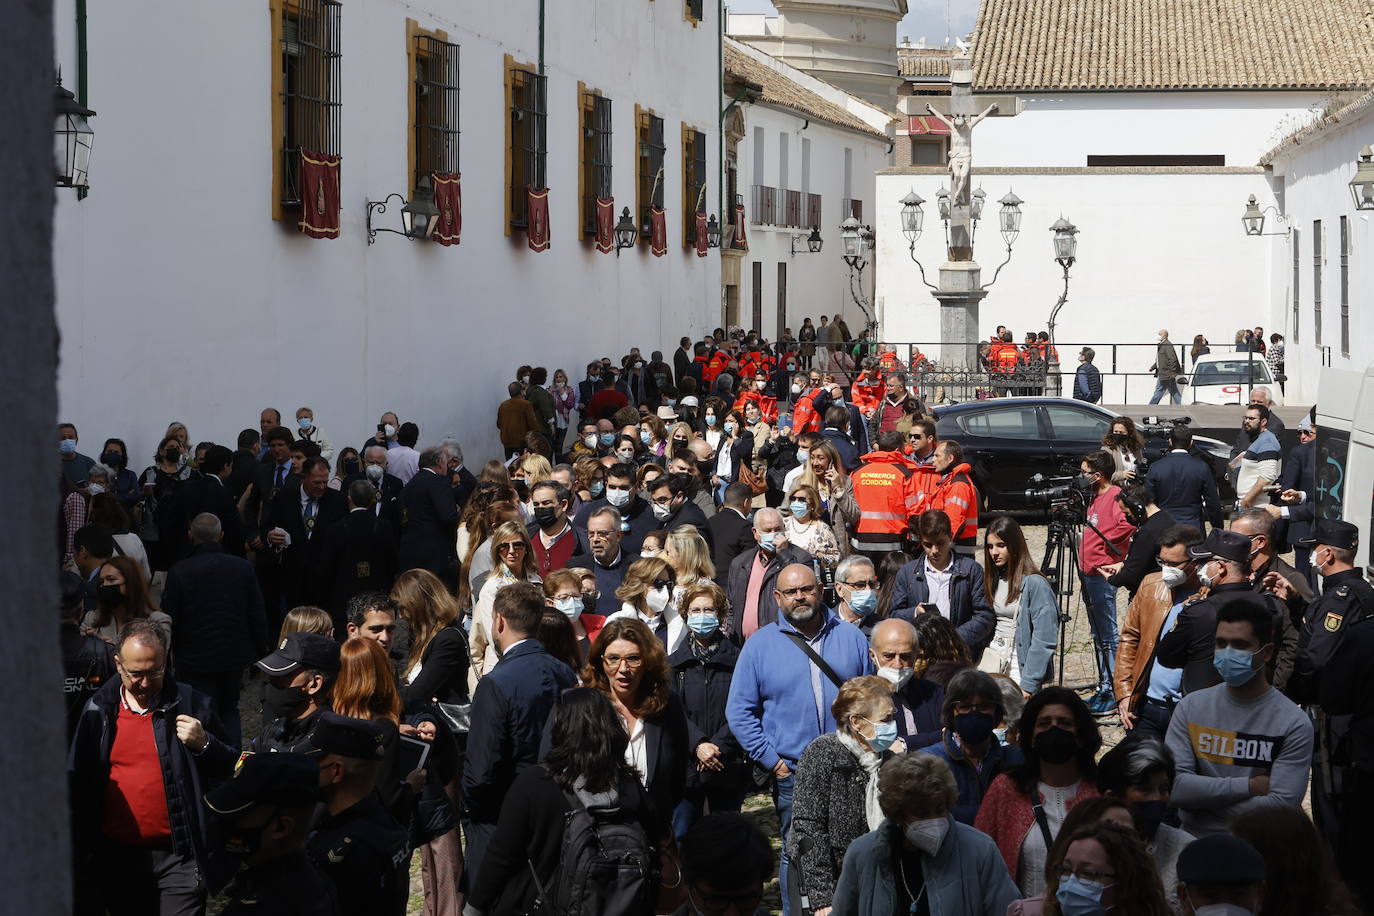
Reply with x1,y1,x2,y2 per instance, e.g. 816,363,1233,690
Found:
898,49,956,77
725,42,892,140
972,0,1374,91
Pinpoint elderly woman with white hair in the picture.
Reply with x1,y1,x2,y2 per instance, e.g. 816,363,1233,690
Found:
832,752,1019,915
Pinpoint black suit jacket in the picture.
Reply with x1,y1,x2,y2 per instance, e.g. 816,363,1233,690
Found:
161,542,268,672
247,460,298,541
1146,450,1222,533
227,449,259,501
264,481,348,604
342,472,405,527
1279,440,1316,546
321,509,400,623
674,347,693,384
708,507,755,586
398,469,459,577
177,474,246,557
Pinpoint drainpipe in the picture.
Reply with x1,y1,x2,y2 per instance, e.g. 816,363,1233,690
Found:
538,0,545,74
717,0,724,226
77,0,89,200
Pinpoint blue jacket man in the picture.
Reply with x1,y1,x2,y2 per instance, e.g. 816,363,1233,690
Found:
725,563,872,916
1146,427,1223,534
890,552,996,654
461,583,577,881
1073,348,1103,403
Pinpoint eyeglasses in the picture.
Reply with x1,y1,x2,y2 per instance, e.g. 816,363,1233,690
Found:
1156,558,1189,569
603,654,643,670
117,664,165,682
842,578,881,589
651,578,676,591
1057,865,1117,884
906,433,928,441
952,701,998,716
497,542,526,553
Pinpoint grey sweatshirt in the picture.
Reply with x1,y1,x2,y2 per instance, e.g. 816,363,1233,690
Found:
1166,682,1313,837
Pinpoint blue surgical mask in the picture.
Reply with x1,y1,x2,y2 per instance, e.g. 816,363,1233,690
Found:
1213,646,1262,687
848,588,878,615
757,531,778,552
686,612,720,637
1055,874,1111,916
599,432,616,447
724,422,737,435
862,718,898,754
640,431,652,445
297,416,312,430
789,500,809,520
554,596,583,619
589,480,605,497
59,439,77,455
705,415,717,427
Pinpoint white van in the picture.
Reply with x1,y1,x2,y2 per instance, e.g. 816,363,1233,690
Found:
1315,362,1374,573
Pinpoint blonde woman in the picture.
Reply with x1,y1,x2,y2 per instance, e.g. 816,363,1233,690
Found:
667,422,695,455
785,484,841,566
469,521,541,678
797,440,855,555
663,525,716,617
606,556,684,654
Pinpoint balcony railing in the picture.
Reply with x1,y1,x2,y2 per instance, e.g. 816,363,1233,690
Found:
751,185,778,225
804,192,822,229
752,186,823,228
783,190,802,227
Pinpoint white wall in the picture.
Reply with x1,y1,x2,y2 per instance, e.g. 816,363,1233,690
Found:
973,92,1330,168
875,168,1280,403
1265,106,1374,402
52,0,719,465
736,104,889,335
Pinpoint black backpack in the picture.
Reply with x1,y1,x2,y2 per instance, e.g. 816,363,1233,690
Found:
531,784,657,916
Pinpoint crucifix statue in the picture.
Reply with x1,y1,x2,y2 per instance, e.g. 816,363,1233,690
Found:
925,103,997,214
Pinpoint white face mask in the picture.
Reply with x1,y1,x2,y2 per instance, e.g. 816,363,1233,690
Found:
1193,906,1255,916
640,548,659,558
1198,560,1219,588
903,818,949,856
605,486,631,507
383,423,397,439
645,586,671,614
87,483,107,496
583,434,598,448
652,501,675,521
875,665,913,689
795,449,810,463
1158,564,1187,589
365,464,385,482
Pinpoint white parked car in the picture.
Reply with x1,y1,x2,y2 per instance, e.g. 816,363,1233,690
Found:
1178,353,1284,406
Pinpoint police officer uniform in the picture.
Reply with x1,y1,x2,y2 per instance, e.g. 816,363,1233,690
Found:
1287,520,1374,873
254,633,341,753
204,752,340,915
300,713,410,916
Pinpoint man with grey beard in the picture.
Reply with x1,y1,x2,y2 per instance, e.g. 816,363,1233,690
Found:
725,563,872,915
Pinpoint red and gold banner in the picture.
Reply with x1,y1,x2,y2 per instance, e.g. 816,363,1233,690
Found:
731,203,748,249
298,150,341,239
695,212,709,258
526,186,550,252
907,115,951,135
431,172,461,246
650,206,667,257
595,198,615,254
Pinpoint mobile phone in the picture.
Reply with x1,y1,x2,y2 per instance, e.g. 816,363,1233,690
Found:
377,423,386,438
397,735,431,775
919,603,939,615
1262,484,1282,494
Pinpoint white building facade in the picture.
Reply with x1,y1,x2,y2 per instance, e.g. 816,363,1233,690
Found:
722,38,892,337
53,0,720,463
874,0,1373,402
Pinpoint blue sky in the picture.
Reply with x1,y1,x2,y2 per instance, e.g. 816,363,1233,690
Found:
724,0,979,46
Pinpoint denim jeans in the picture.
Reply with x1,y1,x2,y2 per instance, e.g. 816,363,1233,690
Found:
1081,574,1119,688
773,770,796,916
1149,379,1181,405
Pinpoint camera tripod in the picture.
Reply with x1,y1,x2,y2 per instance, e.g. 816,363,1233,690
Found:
1038,506,1125,693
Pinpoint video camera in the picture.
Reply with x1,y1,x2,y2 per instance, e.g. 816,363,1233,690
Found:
1138,415,1192,435
1023,472,1095,516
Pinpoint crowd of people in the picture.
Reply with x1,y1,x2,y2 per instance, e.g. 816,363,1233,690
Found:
56,323,1373,916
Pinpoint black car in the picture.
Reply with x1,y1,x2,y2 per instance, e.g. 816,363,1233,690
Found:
932,397,1234,511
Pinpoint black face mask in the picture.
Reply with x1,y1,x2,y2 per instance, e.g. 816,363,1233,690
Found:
952,710,997,745
262,683,310,722
163,449,181,464
343,459,360,475
101,451,124,468
98,584,125,607
533,506,559,527
1135,799,1168,840
1033,726,1079,765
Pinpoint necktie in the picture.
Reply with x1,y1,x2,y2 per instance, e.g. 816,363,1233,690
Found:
653,615,668,647
304,498,316,538
274,465,285,488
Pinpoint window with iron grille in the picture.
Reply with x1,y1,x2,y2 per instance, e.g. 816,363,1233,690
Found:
1291,229,1301,344
509,67,547,229
1340,216,1350,356
686,0,704,21
750,185,777,225
1313,220,1322,345
581,92,613,235
726,160,738,228
683,127,707,244
279,0,342,211
637,110,665,237
413,34,459,191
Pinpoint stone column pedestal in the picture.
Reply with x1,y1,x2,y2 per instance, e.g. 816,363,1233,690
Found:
931,260,987,370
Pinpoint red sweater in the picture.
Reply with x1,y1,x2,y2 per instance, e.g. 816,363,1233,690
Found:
1079,485,1135,574
103,700,172,845
974,772,1099,882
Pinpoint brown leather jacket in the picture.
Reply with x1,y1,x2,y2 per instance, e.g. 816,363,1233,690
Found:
1114,571,1190,712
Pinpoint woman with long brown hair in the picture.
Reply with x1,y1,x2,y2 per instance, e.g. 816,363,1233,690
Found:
1030,821,1171,916
583,618,689,836
982,517,1058,693
469,521,540,678
82,555,171,646
1100,417,1145,484
461,500,521,612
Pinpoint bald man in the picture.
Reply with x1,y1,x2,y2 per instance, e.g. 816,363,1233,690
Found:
726,563,872,916
869,618,944,749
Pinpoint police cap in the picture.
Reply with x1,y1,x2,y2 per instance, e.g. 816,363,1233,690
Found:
1297,518,1359,551
204,752,321,814
1186,529,1252,565
1176,835,1266,885
256,632,341,677
298,711,386,760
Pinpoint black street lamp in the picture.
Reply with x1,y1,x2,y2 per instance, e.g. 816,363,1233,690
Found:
839,216,877,330
706,214,722,248
55,74,95,189
614,206,638,255
790,225,823,256
366,176,441,244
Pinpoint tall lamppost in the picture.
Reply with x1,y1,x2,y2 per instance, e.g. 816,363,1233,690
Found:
1044,216,1079,393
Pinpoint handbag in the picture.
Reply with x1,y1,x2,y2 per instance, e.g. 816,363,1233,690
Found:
737,460,767,497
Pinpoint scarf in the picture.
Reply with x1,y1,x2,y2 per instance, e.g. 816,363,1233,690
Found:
836,730,884,830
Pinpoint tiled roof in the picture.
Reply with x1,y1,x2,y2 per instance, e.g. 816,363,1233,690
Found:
724,42,892,140
972,0,1374,91
898,49,955,78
